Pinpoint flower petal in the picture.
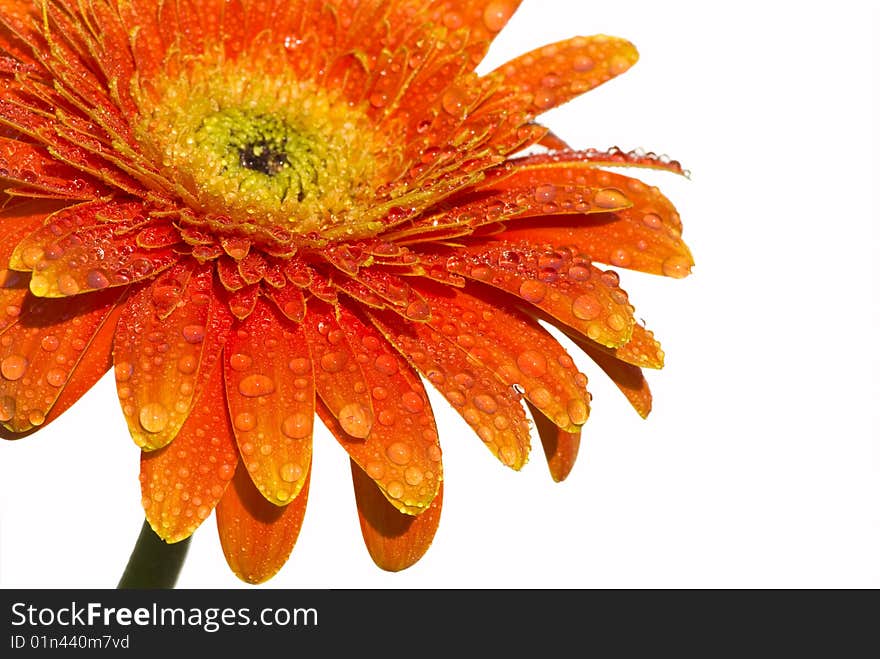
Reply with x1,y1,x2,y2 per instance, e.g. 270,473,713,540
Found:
443,241,635,348
493,156,693,277
526,401,581,483
0,136,104,199
10,201,179,297
351,459,443,572
302,300,374,440
491,35,638,117
223,298,314,506
420,284,590,432
0,288,125,434
321,306,443,515
561,319,665,370
140,360,239,543
368,307,531,469
114,266,233,450
216,461,311,585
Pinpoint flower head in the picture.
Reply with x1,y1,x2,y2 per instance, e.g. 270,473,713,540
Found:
0,0,692,583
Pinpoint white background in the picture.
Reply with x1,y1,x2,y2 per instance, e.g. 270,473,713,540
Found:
1,0,876,589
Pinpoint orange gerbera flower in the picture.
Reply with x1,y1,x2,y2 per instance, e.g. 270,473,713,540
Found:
0,0,692,584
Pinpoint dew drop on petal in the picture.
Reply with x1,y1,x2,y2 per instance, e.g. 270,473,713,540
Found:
567,398,589,425
366,461,385,479
594,188,629,209
238,374,275,397
529,387,552,408
642,213,663,229
27,409,45,426
404,466,424,486
516,350,548,377
534,184,556,203
234,411,257,431
86,269,110,289
385,481,405,500
177,355,197,374
229,353,253,371
519,279,547,303
28,274,49,297
401,391,424,413
662,256,692,278
139,402,169,433
0,355,28,381
281,413,311,439
338,402,370,438
571,294,601,320
45,368,67,387
609,248,631,267
40,335,59,351
386,441,412,465
0,395,15,421
288,357,311,374
56,273,80,296
606,313,626,331
280,462,303,483
483,0,515,32
319,351,346,373
182,324,205,344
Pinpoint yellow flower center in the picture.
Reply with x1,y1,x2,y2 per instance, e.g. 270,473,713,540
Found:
133,55,388,243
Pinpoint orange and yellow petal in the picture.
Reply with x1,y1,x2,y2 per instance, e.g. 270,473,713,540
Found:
140,360,239,542
0,288,125,434
321,306,443,515
302,300,374,440
216,462,310,585
526,401,581,483
368,306,531,469
223,298,313,506
114,266,233,450
419,284,590,432
351,459,443,572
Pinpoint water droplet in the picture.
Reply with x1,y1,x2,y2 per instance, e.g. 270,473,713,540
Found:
572,294,601,320
234,411,257,431
567,398,589,425
473,394,498,414
40,335,60,352
27,409,45,426
281,413,311,439
499,445,517,466
609,54,632,76
404,466,424,486
374,354,398,375
401,391,424,413
609,248,631,267
594,188,629,209
218,463,235,480
371,386,388,400
177,355,197,374
378,409,396,426
366,461,385,479
642,212,663,229
288,357,310,374
229,353,252,371
238,374,275,397
28,274,49,297
518,279,547,303
385,481,405,499
386,441,412,465
483,0,514,32
0,395,15,421
280,462,303,483
441,86,469,116
534,184,556,203
56,273,80,296
319,351,346,373
45,368,67,387
516,350,548,377
182,324,205,344
0,355,28,381
139,402,169,433
573,54,595,72
529,387,552,408
606,313,626,331
338,402,370,438
86,269,110,289
662,256,692,278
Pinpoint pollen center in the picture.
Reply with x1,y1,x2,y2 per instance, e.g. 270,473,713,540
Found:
133,55,389,243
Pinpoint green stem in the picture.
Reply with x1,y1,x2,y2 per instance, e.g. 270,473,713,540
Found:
117,519,191,589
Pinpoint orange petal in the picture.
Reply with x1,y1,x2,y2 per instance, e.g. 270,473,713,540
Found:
140,359,239,543
561,319,665,370
0,137,104,199
493,156,693,277
302,300,374,440
490,35,638,117
568,335,653,419
526,401,581,483
444,241,635,348
0,288,125,434
216,461,311,585
223,299,314,506
114,266,233,450
351,459,443,572
368,307,531,469
323,306,443,515
420,284,590,432
10,201,178,297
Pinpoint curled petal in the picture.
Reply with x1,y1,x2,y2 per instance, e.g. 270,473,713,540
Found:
442,241,635,348
490,35,638,117
0,288,125,434
351,459,443,572
526,401,581,483
302,300,373,439
216,462,311,585
581,343,652,419
420,284,590,432
223,299,314,506
368,307,531,469
140,360,239,543
114,267,233,450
